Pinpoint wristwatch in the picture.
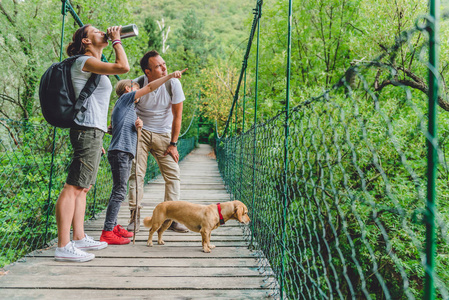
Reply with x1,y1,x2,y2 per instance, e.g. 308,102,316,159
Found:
170,141,178,147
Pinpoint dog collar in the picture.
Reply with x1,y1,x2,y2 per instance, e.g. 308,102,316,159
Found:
217,203,225,225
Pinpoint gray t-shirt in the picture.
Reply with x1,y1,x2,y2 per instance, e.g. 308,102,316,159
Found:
71,56,112,132
108,91,138,157
135,77,185,134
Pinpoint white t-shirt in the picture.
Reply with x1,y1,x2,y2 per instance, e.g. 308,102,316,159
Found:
135,76,185,134
71,56,112,132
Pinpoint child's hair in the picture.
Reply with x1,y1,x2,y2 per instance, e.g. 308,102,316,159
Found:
115,79,138,97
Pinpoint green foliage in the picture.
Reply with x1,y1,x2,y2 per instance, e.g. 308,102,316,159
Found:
0,0,61,119
143,16,162,52
223,0,438,131
173,10,217,66
139,0,254,50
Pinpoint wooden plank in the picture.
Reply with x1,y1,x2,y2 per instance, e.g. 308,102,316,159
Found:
31,246,256,258
83,231,246,238
74,241,250,247
3,265,262,277
140,195,232,200
141,188,224,191
0,289,272,299
139,193,229,197
86,235,246,242
144,184,227,190
84,225,246,233
152,178,225,183
4,257,260,268
0,275,268,289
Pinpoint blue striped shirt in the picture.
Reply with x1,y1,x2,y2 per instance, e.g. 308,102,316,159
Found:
108,91,138,157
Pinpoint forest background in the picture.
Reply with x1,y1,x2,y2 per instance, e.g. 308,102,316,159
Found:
2,0,448,140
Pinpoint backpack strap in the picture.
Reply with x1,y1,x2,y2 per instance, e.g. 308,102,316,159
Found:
133,75,173,99
164,79,173,99
74,73,101,113
133,75,145,89
67,54,101,116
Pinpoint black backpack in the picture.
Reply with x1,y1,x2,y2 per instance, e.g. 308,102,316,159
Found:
39,55,100,128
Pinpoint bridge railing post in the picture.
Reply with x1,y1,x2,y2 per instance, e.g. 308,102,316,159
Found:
280,0,293,298
239,69,247,203
197,90,200,145
424,0,439,299
250,0,262,249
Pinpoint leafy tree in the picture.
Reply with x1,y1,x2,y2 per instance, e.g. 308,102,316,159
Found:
173,10,218,70
200,62,237,125
143,16,162,52
0,0,61,120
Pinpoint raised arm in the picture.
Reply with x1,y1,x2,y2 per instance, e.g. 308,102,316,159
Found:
134,68,187,100
83,26,130,75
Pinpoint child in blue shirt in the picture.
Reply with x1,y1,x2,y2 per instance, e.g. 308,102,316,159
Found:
101,68,186,244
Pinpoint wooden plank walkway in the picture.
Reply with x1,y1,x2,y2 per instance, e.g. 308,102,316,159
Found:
0,144,272,299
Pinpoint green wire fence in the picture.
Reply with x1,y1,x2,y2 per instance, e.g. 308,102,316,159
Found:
0,0,196,269
216,0,448,299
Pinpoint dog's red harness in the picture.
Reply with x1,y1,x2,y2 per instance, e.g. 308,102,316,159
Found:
217,203,225,225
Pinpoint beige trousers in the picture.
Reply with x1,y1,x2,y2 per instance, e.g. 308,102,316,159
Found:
128,129,180,209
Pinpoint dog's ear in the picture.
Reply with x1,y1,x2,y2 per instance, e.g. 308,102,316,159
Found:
235,205,244,223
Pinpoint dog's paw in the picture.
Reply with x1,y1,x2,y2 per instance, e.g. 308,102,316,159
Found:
203,248,211,253
158,240,165,245
146,241,153,247
209,244,216,249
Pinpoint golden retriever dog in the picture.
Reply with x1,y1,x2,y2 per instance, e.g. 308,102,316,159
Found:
143,200,250,253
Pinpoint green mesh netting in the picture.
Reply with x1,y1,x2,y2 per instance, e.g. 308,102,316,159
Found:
216,2,449,299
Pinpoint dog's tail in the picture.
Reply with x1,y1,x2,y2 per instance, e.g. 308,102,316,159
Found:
143,216,152,228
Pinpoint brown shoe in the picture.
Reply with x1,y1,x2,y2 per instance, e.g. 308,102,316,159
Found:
126,209,140,233
169,221,189,233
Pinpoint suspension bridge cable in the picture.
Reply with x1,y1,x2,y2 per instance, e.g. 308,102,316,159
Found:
280,0,293,297
179,108,196,138
44,0,68,244
250,3,261,249
220,0,263,138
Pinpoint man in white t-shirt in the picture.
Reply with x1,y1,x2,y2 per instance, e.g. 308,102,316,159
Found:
127,50,189,233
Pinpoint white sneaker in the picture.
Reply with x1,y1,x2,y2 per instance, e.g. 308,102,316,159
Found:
73,234,108,250
55,241,95,262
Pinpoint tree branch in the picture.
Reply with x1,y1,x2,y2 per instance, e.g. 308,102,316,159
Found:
374,69,449,112
397,67,424,85
345,22,365,34
0,2,15,25
0,120,19,146
0,93,18,104
214,69,234,98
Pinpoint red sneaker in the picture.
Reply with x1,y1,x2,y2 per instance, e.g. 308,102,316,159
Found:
113,224,134,238
100,230,130,245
